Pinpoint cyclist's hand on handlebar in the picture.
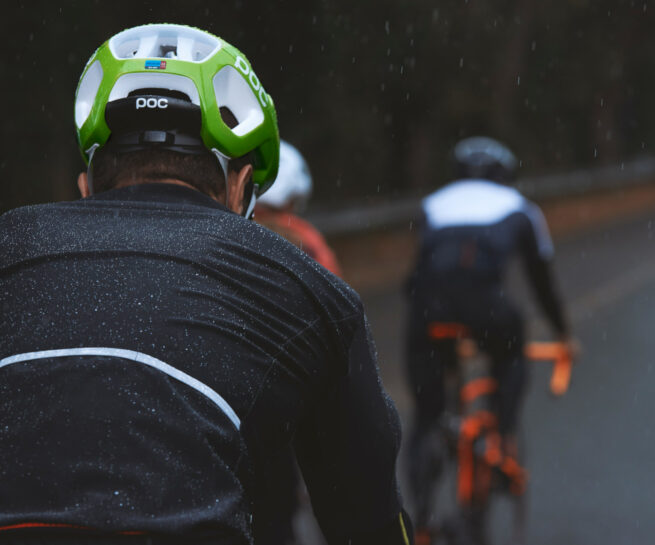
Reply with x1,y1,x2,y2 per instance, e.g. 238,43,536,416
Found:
559,335,581,362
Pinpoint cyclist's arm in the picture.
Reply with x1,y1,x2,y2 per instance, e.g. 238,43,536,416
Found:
520,203,569,336
294,314,413,545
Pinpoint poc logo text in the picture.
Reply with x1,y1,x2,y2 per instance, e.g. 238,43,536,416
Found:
136,97,169,110
235,56,270,108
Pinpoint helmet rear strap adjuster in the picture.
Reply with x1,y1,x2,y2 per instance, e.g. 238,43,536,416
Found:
141,130,170,144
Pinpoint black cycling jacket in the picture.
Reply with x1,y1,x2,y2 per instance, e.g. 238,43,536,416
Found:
408,179,568,335
0,184,407,545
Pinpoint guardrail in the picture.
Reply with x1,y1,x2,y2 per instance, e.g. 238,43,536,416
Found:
307,157,655,236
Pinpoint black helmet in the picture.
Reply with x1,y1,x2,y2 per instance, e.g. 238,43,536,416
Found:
453,136,518,183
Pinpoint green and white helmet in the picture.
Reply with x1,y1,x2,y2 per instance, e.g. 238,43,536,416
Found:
74,23,280,201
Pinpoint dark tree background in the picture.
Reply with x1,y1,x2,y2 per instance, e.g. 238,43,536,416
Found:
1,0,652,212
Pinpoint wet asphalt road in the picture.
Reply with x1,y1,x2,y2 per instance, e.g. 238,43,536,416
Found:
357,208,655,544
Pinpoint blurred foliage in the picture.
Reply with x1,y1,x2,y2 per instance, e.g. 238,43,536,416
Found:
1,0,653,211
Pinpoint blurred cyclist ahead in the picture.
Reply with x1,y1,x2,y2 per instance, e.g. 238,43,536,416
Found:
405,137,575,541
0,24,411,545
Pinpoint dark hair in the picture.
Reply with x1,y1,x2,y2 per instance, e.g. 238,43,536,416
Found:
89,107,254,198
90,146,226,196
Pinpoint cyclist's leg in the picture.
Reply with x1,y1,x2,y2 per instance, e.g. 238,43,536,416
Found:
443,299,524,545
472,304,527,543
481,303,526,437
405,307,457,529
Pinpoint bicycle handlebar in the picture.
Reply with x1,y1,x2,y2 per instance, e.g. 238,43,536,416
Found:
428,324,574,397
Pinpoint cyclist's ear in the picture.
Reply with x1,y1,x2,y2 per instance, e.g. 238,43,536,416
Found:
77,172,91,198
226,163,253,215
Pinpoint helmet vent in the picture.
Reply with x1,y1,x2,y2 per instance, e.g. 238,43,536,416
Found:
213,65,264,136
109,24,221,63
75,60,104,128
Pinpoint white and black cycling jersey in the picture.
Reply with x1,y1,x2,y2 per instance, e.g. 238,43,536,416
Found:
409,178,567,334
0,184,406,545
422,179,554,260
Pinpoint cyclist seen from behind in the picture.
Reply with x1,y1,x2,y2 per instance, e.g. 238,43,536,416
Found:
405,137,575,543
0,24,412,545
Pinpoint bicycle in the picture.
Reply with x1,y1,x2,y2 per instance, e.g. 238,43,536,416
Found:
414,322,573,545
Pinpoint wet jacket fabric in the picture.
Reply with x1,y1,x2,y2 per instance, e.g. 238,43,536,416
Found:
254,207,342,277
0,184,404,545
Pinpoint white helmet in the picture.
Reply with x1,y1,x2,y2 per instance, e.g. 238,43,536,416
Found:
256,140,312,211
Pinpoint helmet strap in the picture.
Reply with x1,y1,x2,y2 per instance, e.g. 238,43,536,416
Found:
210,148,229,182
244,187,257,219
85,143,100,195
211,148,252,217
